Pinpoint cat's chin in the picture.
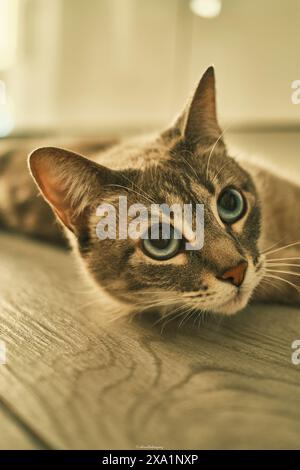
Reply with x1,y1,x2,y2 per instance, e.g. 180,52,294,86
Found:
212,291,251,316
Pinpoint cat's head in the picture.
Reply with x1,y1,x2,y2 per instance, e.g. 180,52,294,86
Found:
28,67,264,316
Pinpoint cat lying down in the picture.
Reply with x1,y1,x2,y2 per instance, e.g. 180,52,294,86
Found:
0,67,299,317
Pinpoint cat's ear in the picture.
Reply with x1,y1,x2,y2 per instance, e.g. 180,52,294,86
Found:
176,66,222,145
28,147,118,233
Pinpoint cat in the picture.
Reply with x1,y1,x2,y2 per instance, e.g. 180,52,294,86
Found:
0,66,299,318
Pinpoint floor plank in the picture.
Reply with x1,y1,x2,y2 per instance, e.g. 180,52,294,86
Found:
0,402,43,449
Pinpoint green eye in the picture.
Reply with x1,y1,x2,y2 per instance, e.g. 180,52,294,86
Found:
217,188,245,224
141,223,182,260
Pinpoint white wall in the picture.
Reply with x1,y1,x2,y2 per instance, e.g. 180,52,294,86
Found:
5,0,300,133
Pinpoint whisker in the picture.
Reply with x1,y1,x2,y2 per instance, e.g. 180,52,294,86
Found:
177,309,191,328
137,299,181,311
157,301,195,330
257,280,272,295
138,298,184,317
158,302,187,320
133,289,177,296
161,313,186,332
261,239,283,254
266,263,300,268
120,173,156,204
106,310,133,324
197,311,204,329
259,278,285,294
107,183,154,205
211,160,232,185
264,274,300,292
180,154,200,181
206,126,230,182
78,298,102,311
178,307,196,328
266,268,300,278
193,311,200,327
264,241,300,257
188,308,199,327
136,293,180,304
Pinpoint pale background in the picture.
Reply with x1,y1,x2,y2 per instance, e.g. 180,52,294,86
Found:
1,0,300,135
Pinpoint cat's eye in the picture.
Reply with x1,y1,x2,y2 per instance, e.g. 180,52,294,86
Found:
141,223,182,260
217,187,245,224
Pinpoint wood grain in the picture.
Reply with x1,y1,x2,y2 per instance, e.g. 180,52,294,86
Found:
0,232,300,449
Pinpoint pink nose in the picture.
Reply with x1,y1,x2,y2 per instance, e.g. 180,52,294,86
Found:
220,261,248,287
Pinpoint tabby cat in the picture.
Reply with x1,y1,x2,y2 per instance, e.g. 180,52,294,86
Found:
0,67,299,317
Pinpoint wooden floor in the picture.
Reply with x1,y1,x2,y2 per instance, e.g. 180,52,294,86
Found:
0,231,300,449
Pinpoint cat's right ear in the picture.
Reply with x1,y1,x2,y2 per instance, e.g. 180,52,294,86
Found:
28,146,119,233
167,66,223,146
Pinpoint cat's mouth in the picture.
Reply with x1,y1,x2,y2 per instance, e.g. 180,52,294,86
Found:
213,288,251,315
208,259,265,315
183,257,265,315
129,257,265,317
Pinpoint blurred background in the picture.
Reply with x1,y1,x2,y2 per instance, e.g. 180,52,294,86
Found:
0,0,300,169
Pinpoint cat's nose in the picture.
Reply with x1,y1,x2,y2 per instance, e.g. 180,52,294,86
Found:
219,261,248,287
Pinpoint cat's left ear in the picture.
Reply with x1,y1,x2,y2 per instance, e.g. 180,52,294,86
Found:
170,66,223,145
28,146,120,233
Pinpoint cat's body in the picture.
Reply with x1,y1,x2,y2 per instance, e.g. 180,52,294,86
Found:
0,67,299,317
0,138,118,244
243,161,300,304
